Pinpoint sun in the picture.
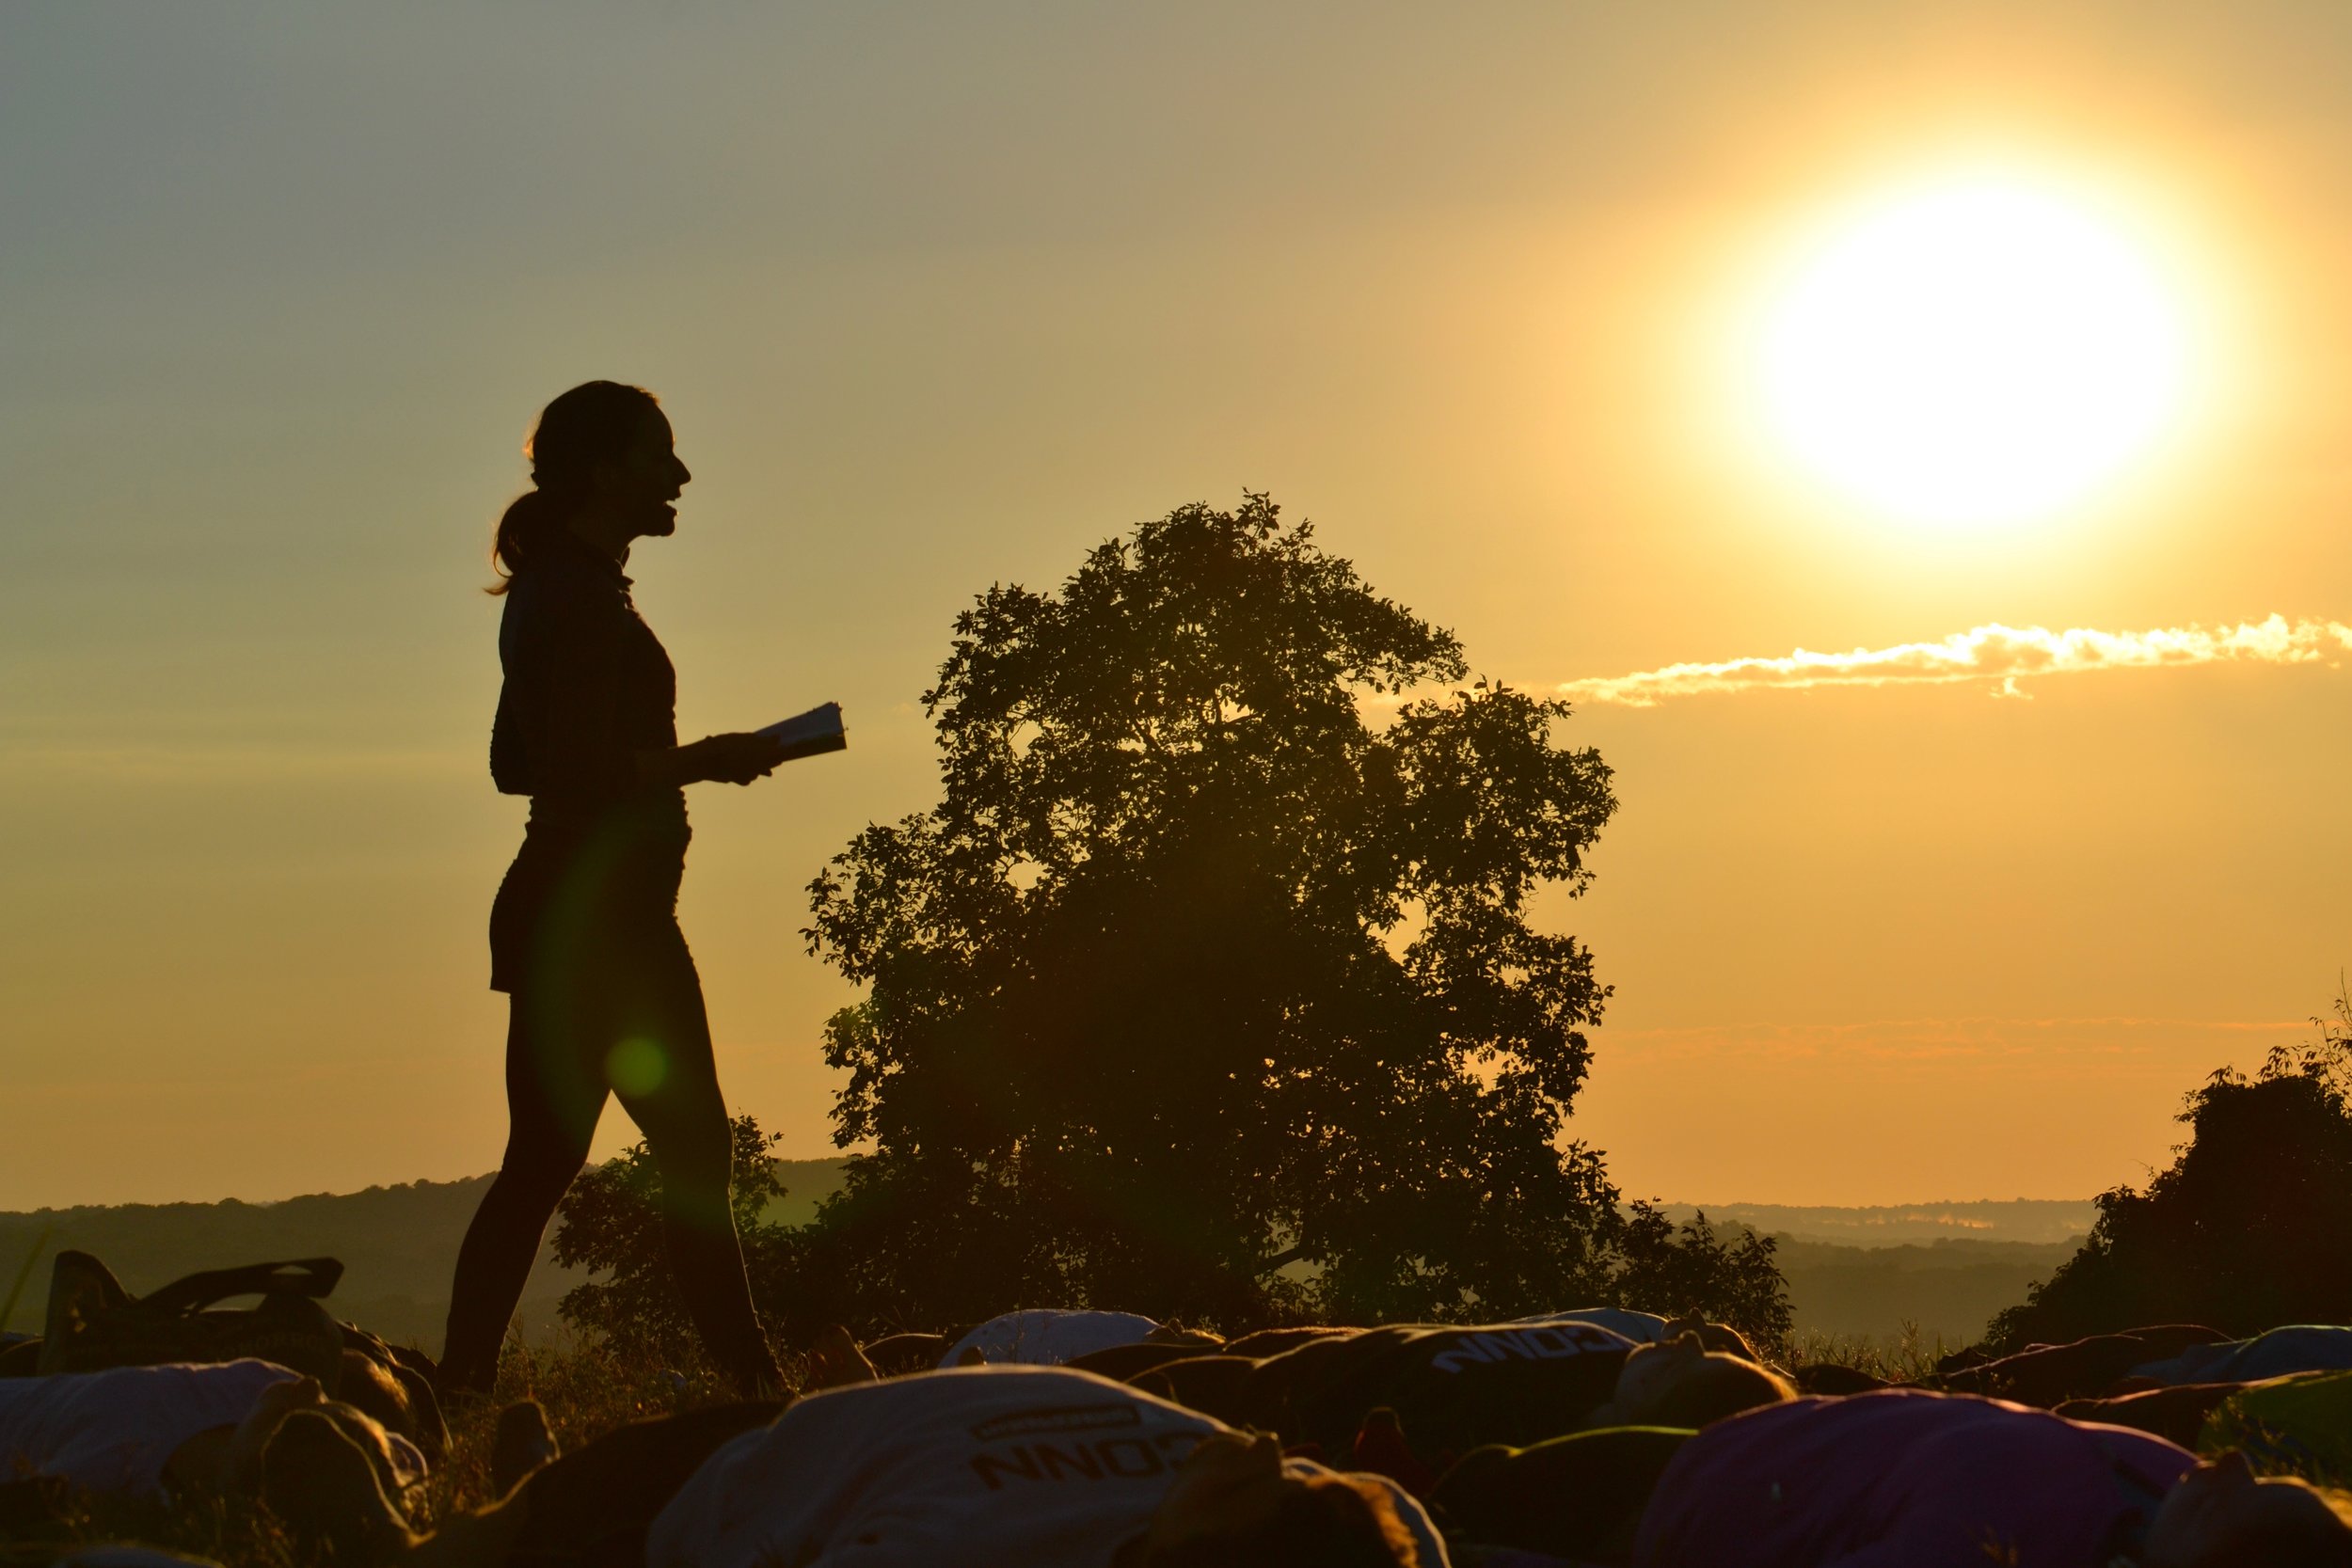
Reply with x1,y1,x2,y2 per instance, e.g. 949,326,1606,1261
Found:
1747,168,2197,529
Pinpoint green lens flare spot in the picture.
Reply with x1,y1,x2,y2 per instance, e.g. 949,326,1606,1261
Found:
607,1037,669,1098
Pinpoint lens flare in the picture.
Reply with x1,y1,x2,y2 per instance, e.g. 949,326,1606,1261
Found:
607,1037,670,1098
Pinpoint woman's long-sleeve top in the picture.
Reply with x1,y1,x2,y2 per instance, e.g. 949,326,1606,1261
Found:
486,530,690,993
489,530,685,831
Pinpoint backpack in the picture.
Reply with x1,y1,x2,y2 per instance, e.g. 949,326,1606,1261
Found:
38,1250,349,1387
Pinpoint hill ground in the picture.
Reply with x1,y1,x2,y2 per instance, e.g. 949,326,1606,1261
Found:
1,1170,2079,1351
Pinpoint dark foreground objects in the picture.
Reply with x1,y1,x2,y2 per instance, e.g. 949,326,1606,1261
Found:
1936,1324,2229,1405
2055,1383,2249,1449
1136,1323,1788,1479
28,1251,447,1462
266,1398,780,1568
276,1366,1444,1568
441,382,788,1399
0,1361,326,1501
1628,1388,2352,1568
2125,1324,2352,1387
1433,1426,1692,1563
1140,1322,1635,1468
2201,1368,2352,1483
0,1361,428,1568
2050,1368,2352,1486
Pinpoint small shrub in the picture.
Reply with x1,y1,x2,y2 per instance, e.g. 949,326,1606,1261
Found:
1612,1203,1794,1357
548,1115,797,1355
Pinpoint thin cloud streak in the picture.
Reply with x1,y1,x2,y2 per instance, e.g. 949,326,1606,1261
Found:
1556,614,2352,707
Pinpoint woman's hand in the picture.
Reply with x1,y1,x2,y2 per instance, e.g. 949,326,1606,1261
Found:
645,734,788,788
692,732,789,785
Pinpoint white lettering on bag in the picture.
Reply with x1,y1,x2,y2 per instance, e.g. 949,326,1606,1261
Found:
1428,1325,1613,1374
970,1430,1205,1490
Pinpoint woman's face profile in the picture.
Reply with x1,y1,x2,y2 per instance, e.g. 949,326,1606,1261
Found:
595,408,692,540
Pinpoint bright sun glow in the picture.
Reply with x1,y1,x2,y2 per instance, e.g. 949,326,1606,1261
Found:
1751,169,2197,528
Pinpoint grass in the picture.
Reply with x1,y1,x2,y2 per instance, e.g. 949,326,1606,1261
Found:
0,1225,54,1339
3,1477,301,1568
1782,1319,1962,1386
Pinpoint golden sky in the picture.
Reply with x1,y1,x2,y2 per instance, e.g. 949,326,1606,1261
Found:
8,3,2351,1209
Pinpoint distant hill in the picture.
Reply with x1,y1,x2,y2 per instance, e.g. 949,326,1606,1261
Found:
0,1158,850,1350
1657,1200,2090,1348
1662,1199,2096,1246
2,1169,2076,1352
1771,1237,2082,1348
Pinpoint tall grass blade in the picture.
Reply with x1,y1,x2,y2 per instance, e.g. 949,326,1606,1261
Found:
1,1222,56,1336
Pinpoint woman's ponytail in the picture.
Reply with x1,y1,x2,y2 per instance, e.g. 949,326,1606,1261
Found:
487,489,557,595
486,380,662,595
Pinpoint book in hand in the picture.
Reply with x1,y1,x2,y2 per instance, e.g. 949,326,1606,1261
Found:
756,702,849,762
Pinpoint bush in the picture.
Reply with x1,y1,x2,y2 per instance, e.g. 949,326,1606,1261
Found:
548,1115,796,1358
1613,1204,1793,1355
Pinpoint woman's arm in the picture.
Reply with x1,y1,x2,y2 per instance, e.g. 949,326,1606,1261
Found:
638,733,789,789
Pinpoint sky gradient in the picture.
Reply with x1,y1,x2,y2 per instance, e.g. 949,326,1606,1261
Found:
8,2,2352,1210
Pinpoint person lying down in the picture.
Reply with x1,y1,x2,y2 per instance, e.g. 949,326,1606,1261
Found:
0,1358,422,1508
271,1363,1448,1568
1135,1322,1787,1478
1438,1386,2352,1567
268,1325,1785,1568
934,1308,1219,1369
2128,1324,2352,1389
1615,1386,2351,1568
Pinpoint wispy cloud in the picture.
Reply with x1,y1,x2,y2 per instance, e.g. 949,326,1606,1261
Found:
1556,614,2352,707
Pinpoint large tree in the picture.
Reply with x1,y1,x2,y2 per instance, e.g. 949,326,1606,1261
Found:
793,496,1716,1330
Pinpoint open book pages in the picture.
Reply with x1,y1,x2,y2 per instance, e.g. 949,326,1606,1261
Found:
756,701,848,761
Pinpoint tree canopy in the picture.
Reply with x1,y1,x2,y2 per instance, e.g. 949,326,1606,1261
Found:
774,495,1780,1335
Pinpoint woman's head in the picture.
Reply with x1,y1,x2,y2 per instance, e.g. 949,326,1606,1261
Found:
489,381,689,592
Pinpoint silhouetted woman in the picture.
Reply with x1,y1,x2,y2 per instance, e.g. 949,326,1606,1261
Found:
440,382,786,1397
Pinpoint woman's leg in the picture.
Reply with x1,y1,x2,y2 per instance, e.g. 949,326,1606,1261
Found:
440,990,606,1395
616,926,782,1397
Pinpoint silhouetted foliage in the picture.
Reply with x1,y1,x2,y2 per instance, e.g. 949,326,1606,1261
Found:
1985,1002,2352,1352
1614,1205,1795,1351
549,1115,792,1357
763,495,1784,1338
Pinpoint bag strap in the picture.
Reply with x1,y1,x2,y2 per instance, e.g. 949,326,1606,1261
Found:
138,1258,344,1315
